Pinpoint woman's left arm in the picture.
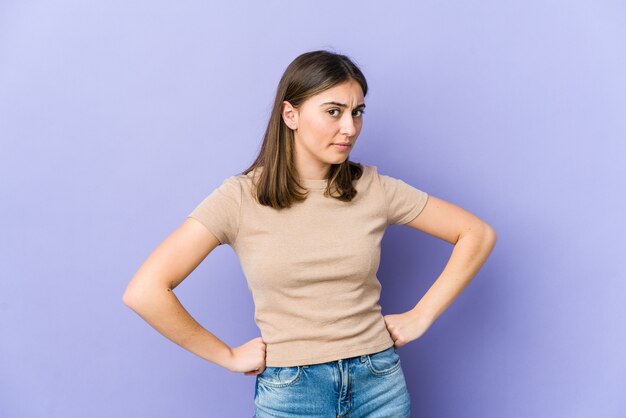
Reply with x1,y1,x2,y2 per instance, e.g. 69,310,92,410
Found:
384,195,498,348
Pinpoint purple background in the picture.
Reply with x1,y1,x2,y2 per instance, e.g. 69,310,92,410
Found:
1,1,625,417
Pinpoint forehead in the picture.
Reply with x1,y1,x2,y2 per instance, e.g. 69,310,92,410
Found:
310,79,364,104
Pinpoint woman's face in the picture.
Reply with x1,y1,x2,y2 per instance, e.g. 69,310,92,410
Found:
282,78,365,179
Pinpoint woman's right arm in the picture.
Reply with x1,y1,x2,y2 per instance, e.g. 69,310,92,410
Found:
122,218,266,375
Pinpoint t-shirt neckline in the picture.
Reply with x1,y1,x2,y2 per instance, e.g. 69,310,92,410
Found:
301,178,328,190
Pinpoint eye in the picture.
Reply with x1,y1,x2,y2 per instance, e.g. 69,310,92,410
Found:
327,108,365,117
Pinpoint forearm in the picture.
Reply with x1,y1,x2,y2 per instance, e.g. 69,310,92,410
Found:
410,222,497,325
123,286,233,370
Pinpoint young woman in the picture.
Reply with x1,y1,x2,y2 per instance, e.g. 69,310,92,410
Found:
123,49,497,417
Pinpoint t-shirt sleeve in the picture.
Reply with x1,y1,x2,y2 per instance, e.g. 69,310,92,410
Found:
377,171,429,226
186,176,242,246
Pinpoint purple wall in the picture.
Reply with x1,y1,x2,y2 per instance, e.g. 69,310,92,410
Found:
1,1,624,417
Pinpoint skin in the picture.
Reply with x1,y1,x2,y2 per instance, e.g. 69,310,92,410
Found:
281,78,365,180
122,78,497,378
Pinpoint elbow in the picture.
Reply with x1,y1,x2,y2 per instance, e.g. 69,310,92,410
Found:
122,281,147,310
459,221,498,247
122,286,138,309
122,279,171,311
482,223,498,250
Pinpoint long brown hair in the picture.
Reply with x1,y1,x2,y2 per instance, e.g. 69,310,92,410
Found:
240,50,368,209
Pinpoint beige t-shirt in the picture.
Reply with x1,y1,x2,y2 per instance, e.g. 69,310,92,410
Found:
187,163,428,367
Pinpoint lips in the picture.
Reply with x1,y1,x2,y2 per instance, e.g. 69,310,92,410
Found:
333,143,351,152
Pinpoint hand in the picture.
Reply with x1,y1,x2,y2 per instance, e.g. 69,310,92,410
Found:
383,311,432,349
226,336,267,376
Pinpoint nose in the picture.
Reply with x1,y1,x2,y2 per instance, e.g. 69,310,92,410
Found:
340,113,357,136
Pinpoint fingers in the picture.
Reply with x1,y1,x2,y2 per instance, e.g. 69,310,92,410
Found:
243,367,264,376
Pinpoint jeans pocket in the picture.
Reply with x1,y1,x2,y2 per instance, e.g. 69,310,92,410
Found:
257,366,302,388
366,346,402,376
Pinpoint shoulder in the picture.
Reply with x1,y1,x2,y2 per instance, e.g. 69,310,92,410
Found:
234,170,258,193
368,165,408,188
348,163,377,193
364,165,428,204
220,168,261,188
197,174,244,205
357,163,380,183
226,170,263,202
361,163,378,175
359,163,404,191
218,174,244,190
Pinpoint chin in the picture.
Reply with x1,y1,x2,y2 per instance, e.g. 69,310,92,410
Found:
333,151,351,159
329,156,349,165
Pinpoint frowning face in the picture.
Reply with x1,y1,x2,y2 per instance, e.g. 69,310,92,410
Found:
282,78,366,179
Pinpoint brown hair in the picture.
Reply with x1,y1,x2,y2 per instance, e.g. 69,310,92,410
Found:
240,49,368,209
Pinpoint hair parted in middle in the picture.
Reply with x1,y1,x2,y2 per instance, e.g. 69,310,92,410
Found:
240,49,368,210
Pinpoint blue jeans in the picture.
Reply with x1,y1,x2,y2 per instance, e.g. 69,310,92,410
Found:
254,346,411,417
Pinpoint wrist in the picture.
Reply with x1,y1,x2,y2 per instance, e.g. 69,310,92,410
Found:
409,306,435,328
217,345,235,371
204,342,234,370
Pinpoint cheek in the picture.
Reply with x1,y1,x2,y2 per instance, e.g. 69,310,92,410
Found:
303,117,333,142
354,120,364,135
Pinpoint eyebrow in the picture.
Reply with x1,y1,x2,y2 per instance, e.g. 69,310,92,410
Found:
319,101,366,109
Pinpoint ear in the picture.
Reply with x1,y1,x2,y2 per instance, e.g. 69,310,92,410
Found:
281,100,299,130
